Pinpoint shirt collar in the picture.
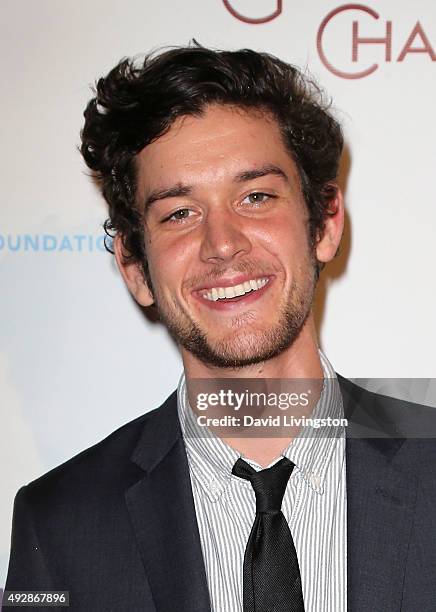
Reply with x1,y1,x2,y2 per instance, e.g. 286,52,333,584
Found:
281,351,344,494
178,374,239,502
177,350,344,501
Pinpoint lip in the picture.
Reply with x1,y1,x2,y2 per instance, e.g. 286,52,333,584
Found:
192,275,275,311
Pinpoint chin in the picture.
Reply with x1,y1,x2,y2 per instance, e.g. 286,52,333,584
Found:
185,324,303,370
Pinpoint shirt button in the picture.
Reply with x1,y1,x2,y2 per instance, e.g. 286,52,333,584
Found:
209,479,220,495
310,473,321,488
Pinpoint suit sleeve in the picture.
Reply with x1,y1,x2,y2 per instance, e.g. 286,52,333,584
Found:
4,485,54,591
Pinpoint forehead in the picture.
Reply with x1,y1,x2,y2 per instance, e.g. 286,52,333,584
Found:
135,105,299,192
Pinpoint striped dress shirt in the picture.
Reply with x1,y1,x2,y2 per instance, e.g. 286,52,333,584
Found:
177,352,347,612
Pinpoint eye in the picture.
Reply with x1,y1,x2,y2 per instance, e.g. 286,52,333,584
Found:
241,192,275,206
162,208,194,223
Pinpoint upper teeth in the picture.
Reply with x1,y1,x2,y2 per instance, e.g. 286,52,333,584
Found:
202,277,269,301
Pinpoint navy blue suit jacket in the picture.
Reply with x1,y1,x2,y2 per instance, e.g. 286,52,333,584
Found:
5,377,436,610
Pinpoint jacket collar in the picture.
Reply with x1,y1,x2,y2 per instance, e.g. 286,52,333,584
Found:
339,376,418,611
126,392,211,612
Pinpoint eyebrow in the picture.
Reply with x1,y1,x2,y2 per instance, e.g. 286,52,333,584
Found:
143,164,289,212
234,164,288,183
144,184,192,211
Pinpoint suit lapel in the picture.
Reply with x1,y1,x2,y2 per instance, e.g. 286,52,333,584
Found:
340,378,418,611
125,392,211,612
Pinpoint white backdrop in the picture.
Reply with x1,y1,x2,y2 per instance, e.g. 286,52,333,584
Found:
1,0,435,588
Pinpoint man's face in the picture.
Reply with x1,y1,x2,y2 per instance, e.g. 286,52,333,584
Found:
134,105,318,368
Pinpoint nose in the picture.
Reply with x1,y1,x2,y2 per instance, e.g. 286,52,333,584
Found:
199,207,252,264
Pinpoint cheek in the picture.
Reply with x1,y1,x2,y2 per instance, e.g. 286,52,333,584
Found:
146,234,196,290
252,216,309,259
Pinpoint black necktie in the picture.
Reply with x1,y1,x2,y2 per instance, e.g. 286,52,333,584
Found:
232,457,305,612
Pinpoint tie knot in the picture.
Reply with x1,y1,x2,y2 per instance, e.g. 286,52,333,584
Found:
232,457,295,513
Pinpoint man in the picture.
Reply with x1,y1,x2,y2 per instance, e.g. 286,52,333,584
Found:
5,45,436,611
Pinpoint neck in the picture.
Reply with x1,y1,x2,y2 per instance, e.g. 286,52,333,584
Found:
182,316,324,467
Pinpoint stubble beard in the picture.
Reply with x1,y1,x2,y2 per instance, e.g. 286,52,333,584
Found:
150,260,317,370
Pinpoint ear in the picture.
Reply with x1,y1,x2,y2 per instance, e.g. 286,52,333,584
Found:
315,187,345,264
113,234,154,307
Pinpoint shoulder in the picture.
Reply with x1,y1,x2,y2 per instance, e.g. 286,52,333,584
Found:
20,390,178,512
338,375,436,466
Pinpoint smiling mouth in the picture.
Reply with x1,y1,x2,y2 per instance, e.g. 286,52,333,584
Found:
201,277,270,302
